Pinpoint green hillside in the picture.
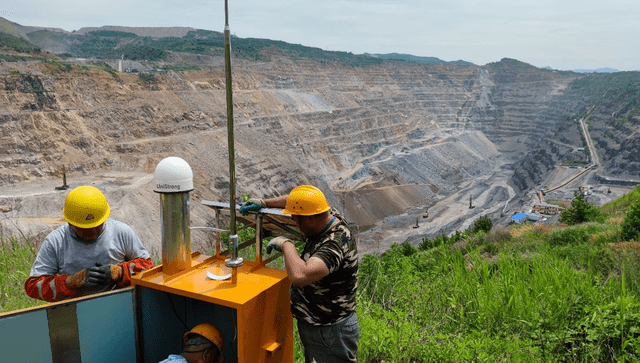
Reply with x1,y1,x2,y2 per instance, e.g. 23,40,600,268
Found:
0,32,41,53
370,52,473,66
0,31,46,61
16,28,384,66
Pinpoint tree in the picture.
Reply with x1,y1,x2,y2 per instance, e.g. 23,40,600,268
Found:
472,216,493,234
620,199,640,241
559,188,604,225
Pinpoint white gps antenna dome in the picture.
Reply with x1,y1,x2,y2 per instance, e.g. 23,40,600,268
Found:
153,157,194,193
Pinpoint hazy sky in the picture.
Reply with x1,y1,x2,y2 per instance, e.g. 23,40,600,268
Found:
3,0,639,71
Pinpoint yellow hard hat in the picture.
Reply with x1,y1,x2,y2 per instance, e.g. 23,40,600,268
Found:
63,186,110,229
281,185,330,216
183,323,224,363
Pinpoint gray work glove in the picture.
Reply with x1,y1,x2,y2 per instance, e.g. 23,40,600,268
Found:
86,263,123,285
266,236,293,254
240,198,266,215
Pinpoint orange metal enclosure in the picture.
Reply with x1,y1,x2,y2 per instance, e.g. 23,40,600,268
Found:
132,253,293,363
0,201,296,363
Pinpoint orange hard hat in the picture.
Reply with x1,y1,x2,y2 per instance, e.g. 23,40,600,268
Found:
281,185,330,216
63,186,110,229
183,323,224,363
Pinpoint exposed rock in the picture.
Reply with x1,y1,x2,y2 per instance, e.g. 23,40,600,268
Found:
0,57,637,256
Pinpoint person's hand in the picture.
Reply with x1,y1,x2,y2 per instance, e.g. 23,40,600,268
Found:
266,236,293,254
239,198,266,215
86,263,123,285
66,269,99,289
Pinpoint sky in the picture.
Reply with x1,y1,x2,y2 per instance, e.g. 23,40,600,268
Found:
2,0,639,71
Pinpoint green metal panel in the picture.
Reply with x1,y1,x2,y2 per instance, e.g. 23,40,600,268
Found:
0,309,53,363
76,289,137,362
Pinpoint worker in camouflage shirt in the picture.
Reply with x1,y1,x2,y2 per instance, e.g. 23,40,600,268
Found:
240,185,359,363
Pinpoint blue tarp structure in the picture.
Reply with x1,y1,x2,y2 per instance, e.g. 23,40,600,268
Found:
511,212,528,224
511,212,542,224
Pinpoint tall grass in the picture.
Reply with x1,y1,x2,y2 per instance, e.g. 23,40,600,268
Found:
0,235,45,313
357,217,640,362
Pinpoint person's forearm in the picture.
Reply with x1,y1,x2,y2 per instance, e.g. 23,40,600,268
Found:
282,242,329,287
282,241,306,285
117,258,154,287
25,275,77,302
264,195,289,208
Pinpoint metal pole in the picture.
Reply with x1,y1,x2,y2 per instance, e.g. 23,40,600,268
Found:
224,0,242,269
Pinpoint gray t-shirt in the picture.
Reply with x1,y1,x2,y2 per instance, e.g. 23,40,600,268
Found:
30,219,150,294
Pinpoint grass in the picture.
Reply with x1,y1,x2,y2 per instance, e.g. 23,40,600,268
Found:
0,235,46,313
355,186,640,362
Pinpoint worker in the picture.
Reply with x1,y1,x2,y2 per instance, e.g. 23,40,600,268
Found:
24,185,153,302
240,185,359,363
159,323,224,363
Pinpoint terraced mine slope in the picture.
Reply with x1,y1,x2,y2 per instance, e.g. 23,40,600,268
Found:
1,56,638,255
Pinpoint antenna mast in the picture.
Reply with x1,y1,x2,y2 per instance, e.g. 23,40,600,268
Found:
224,0,242,269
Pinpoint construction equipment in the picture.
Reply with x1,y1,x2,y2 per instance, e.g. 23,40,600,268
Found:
54,165,69,190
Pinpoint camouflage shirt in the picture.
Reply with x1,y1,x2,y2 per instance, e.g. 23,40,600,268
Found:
290,209,358,326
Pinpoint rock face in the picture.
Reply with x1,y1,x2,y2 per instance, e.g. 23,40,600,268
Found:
0,56,637,255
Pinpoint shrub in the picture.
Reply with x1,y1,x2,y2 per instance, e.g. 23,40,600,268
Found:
399,241,417,256
559,189,605,225
485,226,512,245
472,216,493,234
139,73,158,84
620,199,640,241
548,223,606,247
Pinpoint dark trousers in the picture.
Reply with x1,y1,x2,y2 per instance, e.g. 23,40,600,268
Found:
297,313,360,363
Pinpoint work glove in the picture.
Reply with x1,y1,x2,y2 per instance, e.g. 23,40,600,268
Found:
266,236,293,254
239,198,266,215
67,269,99,289
86,263,123,285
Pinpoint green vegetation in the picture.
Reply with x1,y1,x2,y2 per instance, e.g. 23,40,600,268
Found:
138,72,159,84
371,53,473,66
95,62,120,81
0,54,43,62
160,64,202,72
559,189,605,225
620,199,640,241
87,30,138,38
12,28,384,66
116,43,167,61
44,60,73,73
3,186,640,361
0,32,42,53
472,215,493,234
0,235,45,312
562,72,640,128
356,186,640,362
